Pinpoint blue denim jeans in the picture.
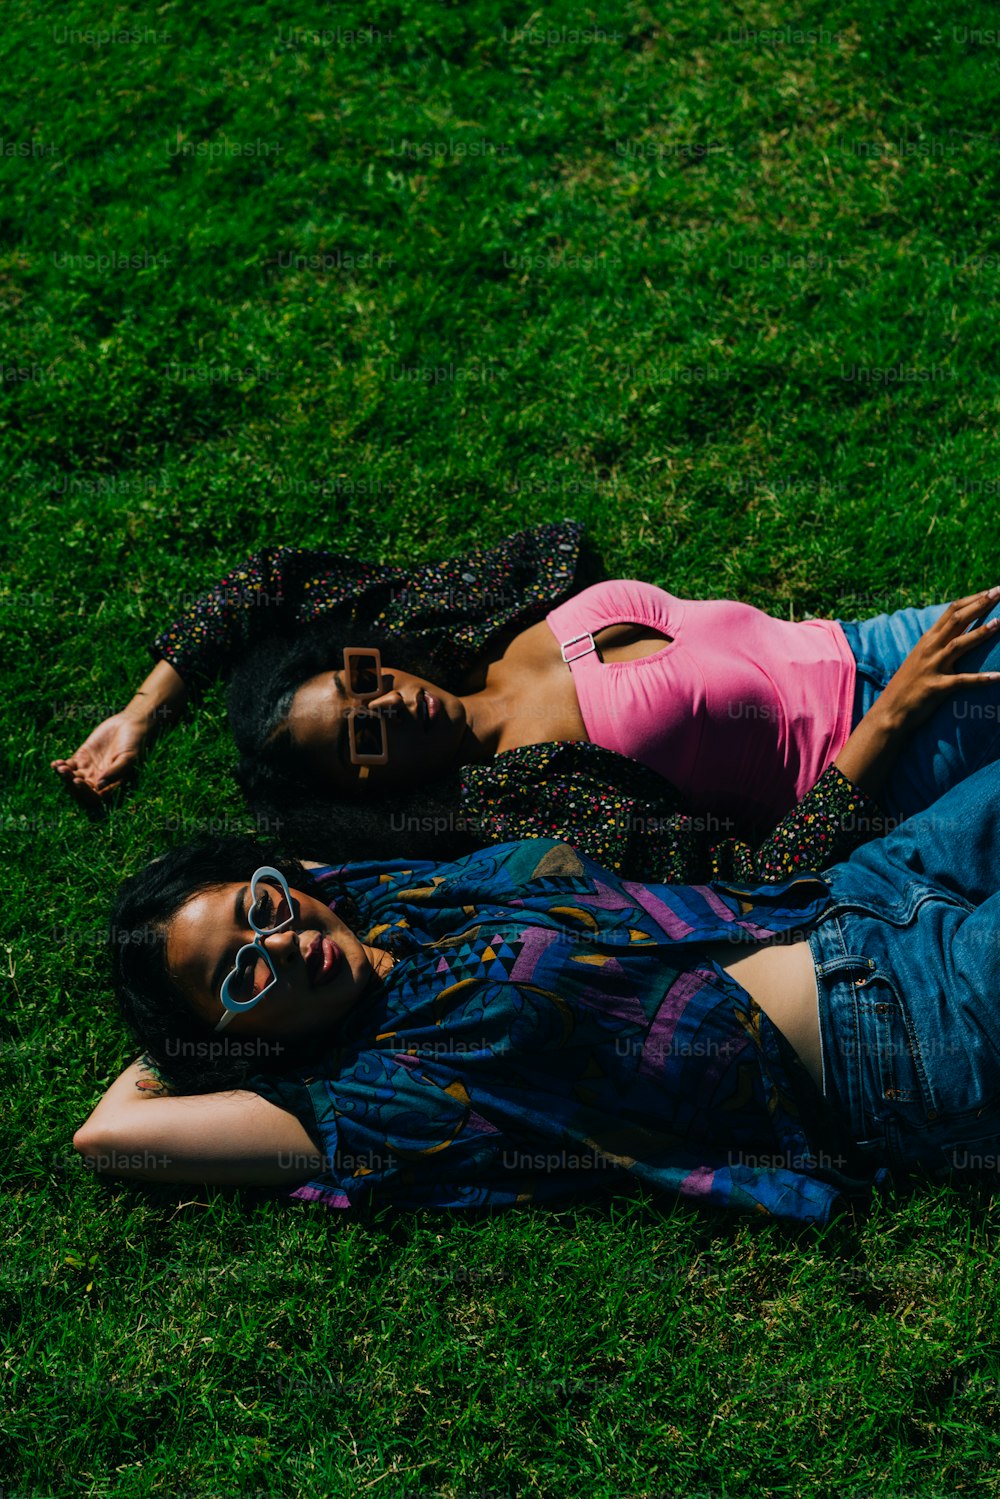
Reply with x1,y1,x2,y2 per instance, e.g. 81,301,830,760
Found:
811,756,1000,1179
837,601,1000,820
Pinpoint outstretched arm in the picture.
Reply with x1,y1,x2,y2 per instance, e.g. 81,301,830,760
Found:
73,1059,325,1186
52,544,323,804
53,521,587,804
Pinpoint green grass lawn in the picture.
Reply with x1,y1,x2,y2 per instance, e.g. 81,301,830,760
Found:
4,0,1000,1493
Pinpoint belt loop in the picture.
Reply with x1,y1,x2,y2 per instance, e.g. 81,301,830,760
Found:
561,631,598,664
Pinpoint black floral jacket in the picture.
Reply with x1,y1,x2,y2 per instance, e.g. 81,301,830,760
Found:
151,520,881,882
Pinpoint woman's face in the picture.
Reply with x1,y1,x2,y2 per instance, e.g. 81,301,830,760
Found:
285,665,470,789
166,879,381,1040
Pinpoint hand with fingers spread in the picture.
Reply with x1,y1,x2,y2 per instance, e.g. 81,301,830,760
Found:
872,587,1000,731
834,586,1000,799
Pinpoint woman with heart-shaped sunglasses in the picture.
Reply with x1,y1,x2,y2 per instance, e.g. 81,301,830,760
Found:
75,754,1000,1225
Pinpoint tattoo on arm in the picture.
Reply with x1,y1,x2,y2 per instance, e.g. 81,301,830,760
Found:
135,1060,172,1097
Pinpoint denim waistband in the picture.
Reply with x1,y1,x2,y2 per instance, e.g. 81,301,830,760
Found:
808,907,1000,1180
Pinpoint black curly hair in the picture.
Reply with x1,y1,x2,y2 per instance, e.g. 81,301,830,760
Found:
108,835,369,1094
226,618,482,863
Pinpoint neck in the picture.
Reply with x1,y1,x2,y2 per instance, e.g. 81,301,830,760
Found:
458,683,511,762
364,943,396,980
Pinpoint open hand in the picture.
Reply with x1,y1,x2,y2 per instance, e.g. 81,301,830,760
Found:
51,711,148,807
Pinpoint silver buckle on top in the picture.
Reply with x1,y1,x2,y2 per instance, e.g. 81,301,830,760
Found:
560,631,598,664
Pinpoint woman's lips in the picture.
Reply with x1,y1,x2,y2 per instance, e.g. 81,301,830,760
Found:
423,691,440,722
307,935,341,987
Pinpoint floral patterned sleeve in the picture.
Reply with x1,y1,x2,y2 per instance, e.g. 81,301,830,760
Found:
149,521,589,694
461,747,887,884
703,764,889,882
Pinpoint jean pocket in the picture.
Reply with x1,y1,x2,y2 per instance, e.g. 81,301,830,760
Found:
854,977,933,1132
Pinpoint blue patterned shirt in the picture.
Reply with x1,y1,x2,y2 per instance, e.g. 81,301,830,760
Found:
249,840,886,1223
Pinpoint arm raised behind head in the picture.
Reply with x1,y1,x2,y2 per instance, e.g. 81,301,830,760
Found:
73,1059,324,1186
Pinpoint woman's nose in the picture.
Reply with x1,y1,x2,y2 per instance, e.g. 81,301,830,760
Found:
367,687,402,711
261,928,298,963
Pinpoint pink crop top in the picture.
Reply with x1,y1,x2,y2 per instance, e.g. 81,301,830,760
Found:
546,580,857,828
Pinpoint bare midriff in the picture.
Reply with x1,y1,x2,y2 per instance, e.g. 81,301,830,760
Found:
700,938,823,1092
